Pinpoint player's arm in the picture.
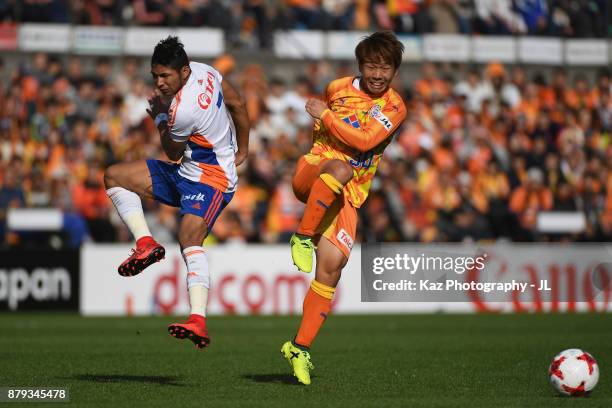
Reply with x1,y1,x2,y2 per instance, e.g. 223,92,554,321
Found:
221,79,250,166
159,122,187,162
306,98,407,153
147,94,187,161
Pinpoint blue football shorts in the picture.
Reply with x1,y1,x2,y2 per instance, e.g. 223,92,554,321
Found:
146,159,233,230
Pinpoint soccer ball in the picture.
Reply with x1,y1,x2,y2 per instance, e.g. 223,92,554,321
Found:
549,348,599,396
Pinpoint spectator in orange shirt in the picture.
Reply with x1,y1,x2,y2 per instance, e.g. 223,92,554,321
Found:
425,169,461,212
477,160,510,202
265,172,304,242
534,73,556,109
223,176,268,241
515,82,540,128
467,135,492,174
72,165,114,241
432,138,457,172
564,74,596,110
414,62,450,101
509,167,553,235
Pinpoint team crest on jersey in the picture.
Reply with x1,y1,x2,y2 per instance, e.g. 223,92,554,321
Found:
369,104,393,131
342,114,360,128
369,104,382,118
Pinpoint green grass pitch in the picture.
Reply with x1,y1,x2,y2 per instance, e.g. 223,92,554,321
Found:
1,313,611,407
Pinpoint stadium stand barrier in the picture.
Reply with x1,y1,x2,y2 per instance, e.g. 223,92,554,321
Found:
1,24,610,65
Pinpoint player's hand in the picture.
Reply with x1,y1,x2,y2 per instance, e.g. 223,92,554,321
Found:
305,98,327,119
235,149,248,167
146,92,171,119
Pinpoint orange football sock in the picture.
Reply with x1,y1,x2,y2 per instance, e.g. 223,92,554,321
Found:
297,174,344,237
294,280,336,348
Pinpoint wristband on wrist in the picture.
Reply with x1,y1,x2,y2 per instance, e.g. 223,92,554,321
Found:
155,113,169,127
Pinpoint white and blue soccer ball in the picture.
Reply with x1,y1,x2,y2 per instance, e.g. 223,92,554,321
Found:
549,348,599,396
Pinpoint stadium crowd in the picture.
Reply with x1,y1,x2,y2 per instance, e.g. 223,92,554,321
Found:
0,52,611,247
2,1,610,49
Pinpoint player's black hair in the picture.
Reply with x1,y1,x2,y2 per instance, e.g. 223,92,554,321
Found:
355,31,404,70
151,36,189,71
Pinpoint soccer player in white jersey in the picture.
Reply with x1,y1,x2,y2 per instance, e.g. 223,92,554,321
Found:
104,37,250,349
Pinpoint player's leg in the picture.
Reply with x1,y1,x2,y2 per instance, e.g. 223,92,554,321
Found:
295,201,353,349
281,239,347,385
104,160,165,276
104,160,158,198
291,157,353,272
168,213,211,349
298,159,353,236
168,184,230,350
289,155,323,272
282,198,355,385
296,237,346,344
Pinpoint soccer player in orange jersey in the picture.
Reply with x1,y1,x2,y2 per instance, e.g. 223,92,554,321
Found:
281,31,407,384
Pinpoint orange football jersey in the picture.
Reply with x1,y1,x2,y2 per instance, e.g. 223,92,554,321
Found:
307,76,407,208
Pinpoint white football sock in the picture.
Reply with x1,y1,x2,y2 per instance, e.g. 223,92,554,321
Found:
106,187,152,241
188,285,209,317
183,246,210,317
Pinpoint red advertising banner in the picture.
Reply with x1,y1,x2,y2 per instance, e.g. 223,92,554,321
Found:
0,24,17,50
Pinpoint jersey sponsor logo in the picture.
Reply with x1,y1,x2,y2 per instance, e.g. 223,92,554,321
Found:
181,193,206,202
349,151,374,169
336,228,354,250
342,114,360,128
369,105,393,131
197,71,216,110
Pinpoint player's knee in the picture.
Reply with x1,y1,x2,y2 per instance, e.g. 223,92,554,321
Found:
323,161,353,185
178,231,206,248
178,217,209,248
316,267,342,287
103,165,120,189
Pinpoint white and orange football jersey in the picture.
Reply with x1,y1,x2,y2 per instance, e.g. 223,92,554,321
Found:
168,62,238,193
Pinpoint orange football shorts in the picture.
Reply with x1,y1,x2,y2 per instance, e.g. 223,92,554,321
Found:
292,154,357,258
